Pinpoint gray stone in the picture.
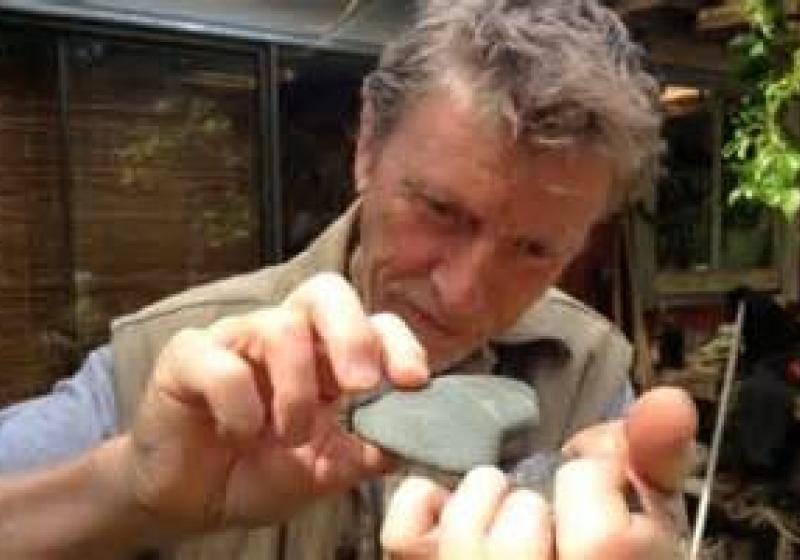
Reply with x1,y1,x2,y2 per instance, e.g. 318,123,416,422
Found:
508,449,566,501
352,374,541,474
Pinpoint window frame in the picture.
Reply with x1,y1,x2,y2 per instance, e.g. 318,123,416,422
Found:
633,79,799,306
0,12,377,403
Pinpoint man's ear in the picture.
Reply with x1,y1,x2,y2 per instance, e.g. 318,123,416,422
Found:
354,87,377,193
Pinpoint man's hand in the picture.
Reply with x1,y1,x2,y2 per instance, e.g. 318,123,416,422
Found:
382,386,696,559
383,467,552,560
556,387,697,558
120,272,429,535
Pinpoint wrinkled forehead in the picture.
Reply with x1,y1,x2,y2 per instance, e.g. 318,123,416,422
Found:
369,79,611,162
369,91,613,219
384,88,610,172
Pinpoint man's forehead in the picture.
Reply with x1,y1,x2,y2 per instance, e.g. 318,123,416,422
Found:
369,87,611,201
382,89,602,168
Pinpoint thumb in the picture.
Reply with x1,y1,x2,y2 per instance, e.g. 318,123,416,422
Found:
308,408,397,494
624,386,698,494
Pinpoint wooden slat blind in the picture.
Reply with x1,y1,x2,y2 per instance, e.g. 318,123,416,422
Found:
0,35,71,403
0,34,263,405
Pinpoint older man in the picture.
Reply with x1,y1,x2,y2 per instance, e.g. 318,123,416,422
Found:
0,0,694,558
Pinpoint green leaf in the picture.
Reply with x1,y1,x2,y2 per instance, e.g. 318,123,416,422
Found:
749,40,768,58
723,1,800,217
781,189,800,218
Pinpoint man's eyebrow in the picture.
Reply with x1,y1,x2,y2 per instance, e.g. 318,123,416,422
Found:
402,177,439,196
403,178,484,225
401,177,420,192
402,178,455,206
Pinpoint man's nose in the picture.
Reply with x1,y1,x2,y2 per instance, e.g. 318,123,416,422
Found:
431,238,496,317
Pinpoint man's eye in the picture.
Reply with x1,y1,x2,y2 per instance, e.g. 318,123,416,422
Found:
425,197,456,220
517,239,554,260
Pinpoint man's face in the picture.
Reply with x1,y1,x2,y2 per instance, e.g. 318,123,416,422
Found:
354,91,612,370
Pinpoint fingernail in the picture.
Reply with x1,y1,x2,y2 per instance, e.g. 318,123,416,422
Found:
406,364,430,385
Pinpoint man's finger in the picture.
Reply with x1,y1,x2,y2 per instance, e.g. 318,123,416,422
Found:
307,411,394,492
248,308,319,444
439,466,509,559
624,386,697,494
486,488,553,560
370,312,429,388
208,308,321,444
625,512,687,559
553,458,629,560
286,273,383,392
381,476,449,556
561,419,627,463
157,328,265,440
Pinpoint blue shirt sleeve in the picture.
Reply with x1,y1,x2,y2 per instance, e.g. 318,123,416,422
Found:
0,345,118,473
600,379,636,421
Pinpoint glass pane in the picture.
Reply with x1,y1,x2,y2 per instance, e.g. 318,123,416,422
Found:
279,46,373,257
0,31,72,404
67,39,263,351
656,102,713,271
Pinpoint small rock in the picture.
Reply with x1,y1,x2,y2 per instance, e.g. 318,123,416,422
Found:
509,449,566,501
352,374,541,474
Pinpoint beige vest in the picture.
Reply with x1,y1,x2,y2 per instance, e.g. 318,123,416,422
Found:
111,205,632,560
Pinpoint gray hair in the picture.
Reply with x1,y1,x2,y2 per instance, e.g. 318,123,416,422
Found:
363,0,663,202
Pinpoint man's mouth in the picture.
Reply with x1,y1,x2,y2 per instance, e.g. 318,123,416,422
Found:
394,298,458,338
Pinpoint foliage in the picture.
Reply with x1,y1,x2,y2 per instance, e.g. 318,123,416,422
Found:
117,97,254,249
722,0,800,218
